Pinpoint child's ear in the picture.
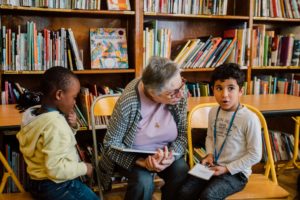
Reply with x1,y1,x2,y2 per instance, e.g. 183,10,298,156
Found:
55,89,64,100
239,87,244,95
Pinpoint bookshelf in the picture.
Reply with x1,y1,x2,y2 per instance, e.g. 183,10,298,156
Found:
141,0,300,96
0,1,139,94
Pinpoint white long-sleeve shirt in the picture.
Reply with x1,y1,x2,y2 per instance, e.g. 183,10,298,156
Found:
205,106,262,178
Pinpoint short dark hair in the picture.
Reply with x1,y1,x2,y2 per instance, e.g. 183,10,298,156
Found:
211,63,245,88
142,56,180,93
41,66,78,96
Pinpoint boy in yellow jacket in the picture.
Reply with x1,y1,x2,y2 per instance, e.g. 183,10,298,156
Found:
17,67,99,200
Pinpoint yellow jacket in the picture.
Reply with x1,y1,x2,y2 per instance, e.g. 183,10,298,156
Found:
17,106,87,183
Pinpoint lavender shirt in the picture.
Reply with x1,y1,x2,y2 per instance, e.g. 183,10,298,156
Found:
132,84,178,151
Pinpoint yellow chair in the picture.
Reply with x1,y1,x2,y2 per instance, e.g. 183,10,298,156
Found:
0,151,25,193
0,192,33,200
187,103,289,199
90,94,120,199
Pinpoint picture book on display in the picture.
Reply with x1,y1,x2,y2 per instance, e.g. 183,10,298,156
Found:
107,0,131,10
90,28,129,69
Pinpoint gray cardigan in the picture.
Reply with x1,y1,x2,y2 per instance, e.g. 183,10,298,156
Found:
98,78,187,190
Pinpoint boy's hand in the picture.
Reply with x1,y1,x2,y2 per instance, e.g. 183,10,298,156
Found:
66,110,78,128
85,163,93,177
209,165,229,176
201,153,214,167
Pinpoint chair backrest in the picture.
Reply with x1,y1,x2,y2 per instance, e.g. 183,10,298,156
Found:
91,94,120,117
187,103,278,184
90,94,120,199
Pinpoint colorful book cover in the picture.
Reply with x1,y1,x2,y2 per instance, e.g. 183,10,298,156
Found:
90,28,129,69
107,0,131,10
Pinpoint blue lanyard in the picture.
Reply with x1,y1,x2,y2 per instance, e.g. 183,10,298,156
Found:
213,104,240,163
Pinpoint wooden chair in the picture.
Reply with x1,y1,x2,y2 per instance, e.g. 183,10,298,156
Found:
187,103,289,199
0,151,25,194
90,94,121,199
0,192,33,200
0,151,32,199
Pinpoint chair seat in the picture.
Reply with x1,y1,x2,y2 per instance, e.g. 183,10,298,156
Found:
227,174,289,200
0,192,33,200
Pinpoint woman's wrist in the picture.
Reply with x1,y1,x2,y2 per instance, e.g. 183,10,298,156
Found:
135,157,146,168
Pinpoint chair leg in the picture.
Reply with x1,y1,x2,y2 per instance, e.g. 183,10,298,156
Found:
278,116,300,175
0,151,25,193
94,165,104,199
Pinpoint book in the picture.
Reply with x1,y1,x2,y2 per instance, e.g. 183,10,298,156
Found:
107,0,131,10
111,145,180,156
188,163,214,180
90,28,129,69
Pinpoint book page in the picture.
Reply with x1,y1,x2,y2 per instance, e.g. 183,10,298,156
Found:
188,163,214,180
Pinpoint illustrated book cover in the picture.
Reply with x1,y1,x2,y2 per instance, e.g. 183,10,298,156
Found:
90,28,129,69
107,0,131,10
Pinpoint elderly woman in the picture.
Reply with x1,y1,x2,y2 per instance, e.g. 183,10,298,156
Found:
99,56,189,200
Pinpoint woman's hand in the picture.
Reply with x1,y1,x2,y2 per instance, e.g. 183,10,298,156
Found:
147,147,175,172
135,148,175,172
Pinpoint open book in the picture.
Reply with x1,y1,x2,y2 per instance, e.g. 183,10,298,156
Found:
188,163,215,180
111,145,180,156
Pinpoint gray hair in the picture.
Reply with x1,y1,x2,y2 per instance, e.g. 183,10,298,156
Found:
142,56,180,94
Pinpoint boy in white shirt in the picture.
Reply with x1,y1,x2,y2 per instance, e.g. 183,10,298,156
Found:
177,63,262,200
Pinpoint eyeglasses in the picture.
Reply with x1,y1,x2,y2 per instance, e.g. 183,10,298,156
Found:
168,77,186,98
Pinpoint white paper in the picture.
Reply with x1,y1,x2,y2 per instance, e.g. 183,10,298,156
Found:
188,163,214,180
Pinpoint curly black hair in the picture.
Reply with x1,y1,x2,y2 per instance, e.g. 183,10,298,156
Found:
210,63,245,88
16,66,78,112
41,66,78,96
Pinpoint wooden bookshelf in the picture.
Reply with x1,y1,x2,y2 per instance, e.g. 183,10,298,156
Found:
1,0,299,96
0,5,135,16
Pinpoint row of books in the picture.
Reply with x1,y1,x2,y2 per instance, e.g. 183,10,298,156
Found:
186,82,211,97
0,23,83,71
172,22,249,68
254,0,300,18
143,20,171,67
192,147,207,163
252,25,300,67
1,81,25,105
0,0,101,9
2,138,29,193
251,74,300,96
262,130,300,162
0,0,131,10
144,0,229,15
186,81,249,97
